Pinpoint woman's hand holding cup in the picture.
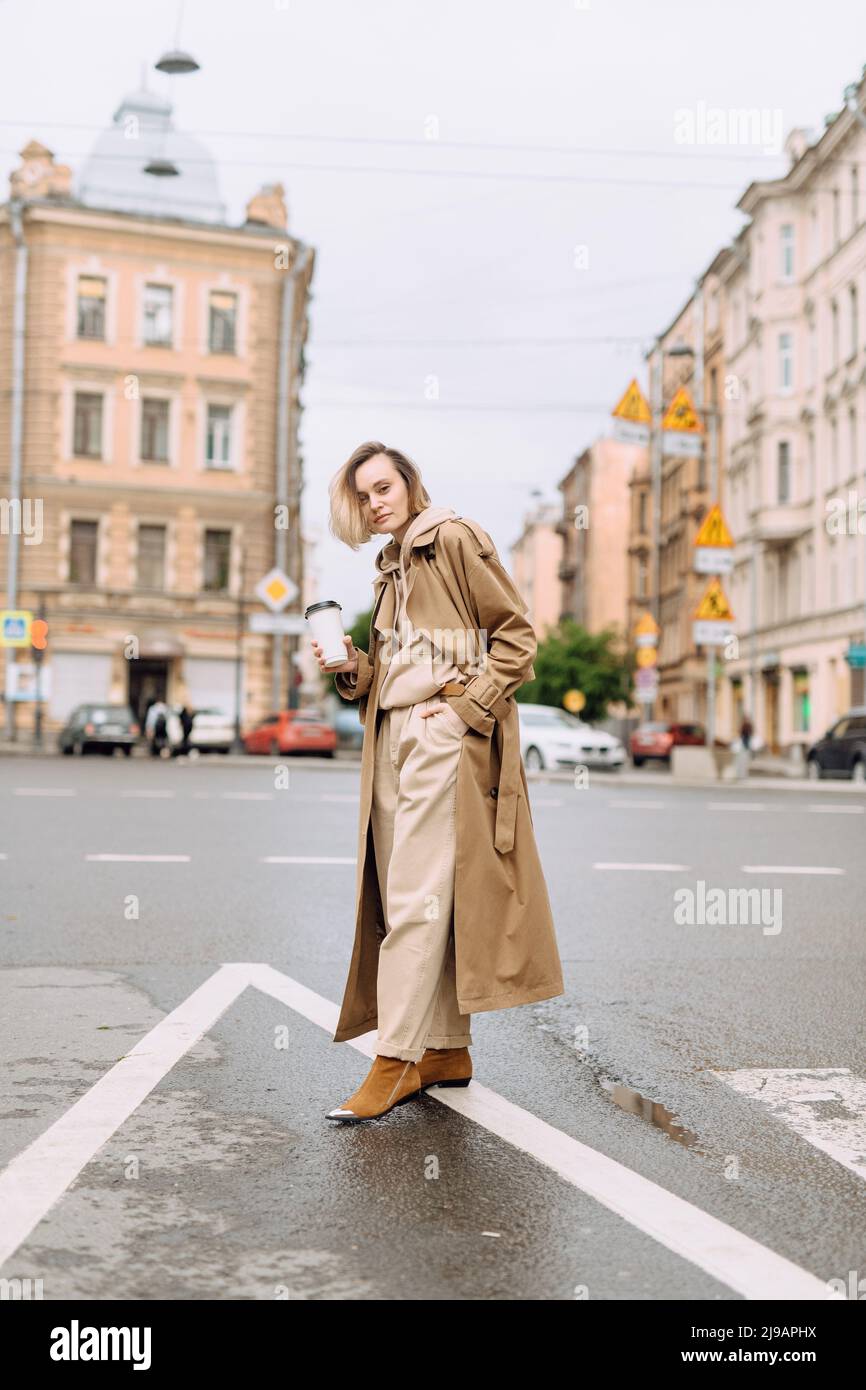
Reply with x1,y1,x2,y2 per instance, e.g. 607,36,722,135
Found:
311,634,359,675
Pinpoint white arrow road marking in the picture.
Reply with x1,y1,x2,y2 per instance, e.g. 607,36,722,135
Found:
712,1068,866,1183
0,963,834,1299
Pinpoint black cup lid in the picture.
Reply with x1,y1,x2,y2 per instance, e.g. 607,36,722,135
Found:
304,600,342,619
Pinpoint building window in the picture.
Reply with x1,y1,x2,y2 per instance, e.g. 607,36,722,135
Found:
778,332,794,392
830,300,839,368
76,276,106,340
779,223,794,280
792,670,810,733
777,441,790,503
208,290,237,353
637,557,648,598
136,524,166,589
205,404,233,468
638,491,647,534
203,529,232,591
850,284,858,358
72,391,103,457
143,284,173,347
69,519,98,585
141,398,170,462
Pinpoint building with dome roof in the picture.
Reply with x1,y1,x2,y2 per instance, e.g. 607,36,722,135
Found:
0,88,316,741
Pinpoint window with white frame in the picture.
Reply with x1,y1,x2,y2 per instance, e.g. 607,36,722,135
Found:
208,290,237,354
205,404,233,468
143,284,173,347
141,399,170,463
778,331,794,392
76,276,106,340
779,224,794,280
72,391,103,457
136,524,166,589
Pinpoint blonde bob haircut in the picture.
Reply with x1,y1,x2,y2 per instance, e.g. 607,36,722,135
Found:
328,440,432,550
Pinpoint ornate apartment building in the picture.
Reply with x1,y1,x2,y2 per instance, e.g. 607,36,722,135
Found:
0,87,314,735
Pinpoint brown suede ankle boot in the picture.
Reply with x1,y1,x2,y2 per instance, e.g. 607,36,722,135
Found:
417,1046,472,1091
326,1054,422,1123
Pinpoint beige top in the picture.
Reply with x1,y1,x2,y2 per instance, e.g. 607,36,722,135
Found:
345,506,466,708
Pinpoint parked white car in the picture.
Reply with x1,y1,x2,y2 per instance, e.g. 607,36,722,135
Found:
188,707,235,754
517,703,625,771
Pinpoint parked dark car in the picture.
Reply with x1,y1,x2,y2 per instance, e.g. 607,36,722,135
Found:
806,708,866,781
59,703,140,756
629,721,706,767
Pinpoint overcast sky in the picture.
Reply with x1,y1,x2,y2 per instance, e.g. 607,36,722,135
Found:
0,0,862,623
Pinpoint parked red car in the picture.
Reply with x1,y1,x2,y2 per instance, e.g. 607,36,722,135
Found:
629,721,706,767
243,709,337,757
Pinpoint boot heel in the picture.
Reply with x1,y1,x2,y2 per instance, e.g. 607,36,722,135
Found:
436,1077,471,1087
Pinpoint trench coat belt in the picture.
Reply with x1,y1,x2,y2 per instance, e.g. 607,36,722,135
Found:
438,679,519,855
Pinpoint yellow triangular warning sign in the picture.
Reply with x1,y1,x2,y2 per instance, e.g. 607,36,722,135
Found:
634,612,660,638
694,578,734,622
612,379,651,425
693,504,734,548
661,386,704,433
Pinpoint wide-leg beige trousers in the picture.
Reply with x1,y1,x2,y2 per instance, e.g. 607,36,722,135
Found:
370,694,474,1063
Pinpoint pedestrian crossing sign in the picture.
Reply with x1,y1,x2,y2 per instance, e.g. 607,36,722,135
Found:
612,379,651,424
662,387,704,433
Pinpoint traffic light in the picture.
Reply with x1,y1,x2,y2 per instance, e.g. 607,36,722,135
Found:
31,617,48,663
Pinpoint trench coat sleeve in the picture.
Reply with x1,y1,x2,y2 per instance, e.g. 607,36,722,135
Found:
333,646,374,701
442,544,537,738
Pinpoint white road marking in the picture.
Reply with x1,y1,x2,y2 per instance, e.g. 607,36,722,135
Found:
120,790,177,799
742,865,845,875
0,963,251,1271
706,802,767,812
261,855,356,864
0,963,832,1298
712,1068,866,1183
219,792,275,801
13,788,76,797
806,804,865,814
85,854,191,862
319,794,361,803
607,800,667,810
594,862,689,872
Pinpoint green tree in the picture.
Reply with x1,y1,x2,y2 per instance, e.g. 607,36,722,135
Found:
517,619,633,723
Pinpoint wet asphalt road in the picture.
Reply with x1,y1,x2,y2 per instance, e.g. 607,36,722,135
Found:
0,753,864,1301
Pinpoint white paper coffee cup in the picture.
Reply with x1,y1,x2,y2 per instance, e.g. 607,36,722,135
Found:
305,600,348,668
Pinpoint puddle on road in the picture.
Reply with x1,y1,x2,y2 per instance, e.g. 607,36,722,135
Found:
597,1074,706,1153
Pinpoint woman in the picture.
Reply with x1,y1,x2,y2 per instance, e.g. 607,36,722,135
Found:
312,441,564,1124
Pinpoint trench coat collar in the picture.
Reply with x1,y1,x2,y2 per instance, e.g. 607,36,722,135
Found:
371,505,457,616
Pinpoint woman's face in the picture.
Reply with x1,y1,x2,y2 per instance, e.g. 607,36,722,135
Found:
354,456,411,538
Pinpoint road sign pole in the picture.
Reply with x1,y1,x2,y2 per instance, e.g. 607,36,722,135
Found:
706,409,718,748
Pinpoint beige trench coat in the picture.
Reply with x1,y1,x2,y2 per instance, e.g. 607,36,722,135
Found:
331,513,565,1044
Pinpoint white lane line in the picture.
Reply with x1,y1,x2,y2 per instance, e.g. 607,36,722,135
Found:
706,802,767,812
806,804,865,814
742,865,845,875
0,963,251,1271
120,790,176,799
219,792,275,801
13,788,76,797
594,862,689,872
85,854,191,862
0,961,833,1300
607,800,667,810
261,855,356,864
713,1068,866,1183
